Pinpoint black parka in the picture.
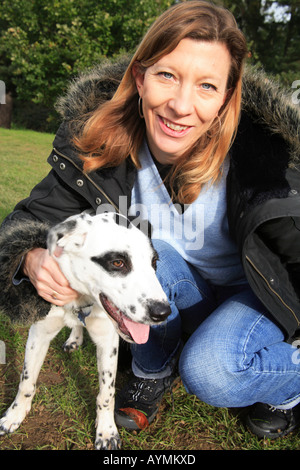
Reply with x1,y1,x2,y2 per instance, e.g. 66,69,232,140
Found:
1,60,300,339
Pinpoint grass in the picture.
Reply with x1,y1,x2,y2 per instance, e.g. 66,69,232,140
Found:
0,128,52,220
0,127,300,451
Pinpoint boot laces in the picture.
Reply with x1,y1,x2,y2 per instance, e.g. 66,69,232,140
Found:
129,378,162,403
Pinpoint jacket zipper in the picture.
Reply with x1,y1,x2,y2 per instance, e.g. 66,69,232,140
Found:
246,255,300,326
53,147,120,213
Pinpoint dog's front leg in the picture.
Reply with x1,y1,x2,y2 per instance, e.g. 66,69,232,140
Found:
85,316,121,450
0,313,64,435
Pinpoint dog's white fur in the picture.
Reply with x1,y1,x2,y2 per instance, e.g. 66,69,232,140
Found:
0,212,170,449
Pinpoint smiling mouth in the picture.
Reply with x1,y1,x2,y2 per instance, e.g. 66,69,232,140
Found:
161,117,190,133
99,293,150,344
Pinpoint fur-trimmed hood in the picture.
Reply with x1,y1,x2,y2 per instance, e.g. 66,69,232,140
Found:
0,219,51,324
55,57,300,163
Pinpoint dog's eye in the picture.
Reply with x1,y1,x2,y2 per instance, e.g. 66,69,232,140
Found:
92,251,132,276
112,260,125,268
152,254,159,270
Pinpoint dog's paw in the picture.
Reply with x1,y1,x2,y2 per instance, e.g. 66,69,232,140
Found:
95,431,122,450
63,326,83,352
62,340,81,352
0,405,27,435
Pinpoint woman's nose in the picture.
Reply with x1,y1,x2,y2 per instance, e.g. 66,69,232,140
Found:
168,85,194,116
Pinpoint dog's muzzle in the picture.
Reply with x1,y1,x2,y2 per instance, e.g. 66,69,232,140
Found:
99,294,171,345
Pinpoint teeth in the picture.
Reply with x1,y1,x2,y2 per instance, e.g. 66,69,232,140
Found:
163,118,188,132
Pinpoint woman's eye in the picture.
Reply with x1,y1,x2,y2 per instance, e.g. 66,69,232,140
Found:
201,83,217,91
160,72,174,80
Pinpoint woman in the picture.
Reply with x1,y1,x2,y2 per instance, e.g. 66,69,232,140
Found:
1,1,300,441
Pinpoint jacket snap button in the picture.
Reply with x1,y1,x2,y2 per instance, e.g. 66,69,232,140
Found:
269,278,275,285
52,154,58,162
289,189,298,196
59,163,66,170
76,179,84,187
95,197,102,205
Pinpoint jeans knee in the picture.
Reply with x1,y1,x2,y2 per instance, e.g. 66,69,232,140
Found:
152,240,185,279
179,337,249,408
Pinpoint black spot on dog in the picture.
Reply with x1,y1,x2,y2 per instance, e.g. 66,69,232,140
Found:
91,251,132,276
110,348,117,357
21,365,29,381
62,219,77,232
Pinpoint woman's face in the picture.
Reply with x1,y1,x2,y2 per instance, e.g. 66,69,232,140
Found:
134,38,231,165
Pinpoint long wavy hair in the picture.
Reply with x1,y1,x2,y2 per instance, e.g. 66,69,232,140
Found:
75,1,248,204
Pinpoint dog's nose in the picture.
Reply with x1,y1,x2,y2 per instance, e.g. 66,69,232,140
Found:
148,301,171,323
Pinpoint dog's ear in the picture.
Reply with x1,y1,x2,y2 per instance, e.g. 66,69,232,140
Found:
47,214,89,257
52,231,88,258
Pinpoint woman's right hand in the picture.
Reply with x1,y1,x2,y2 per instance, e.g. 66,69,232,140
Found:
23,247,79,306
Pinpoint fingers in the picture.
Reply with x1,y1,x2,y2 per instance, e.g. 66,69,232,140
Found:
23,248,78,305
43,290,78,306
40,282,78,306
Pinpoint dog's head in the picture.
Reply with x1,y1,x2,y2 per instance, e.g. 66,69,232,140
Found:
47,212,171,343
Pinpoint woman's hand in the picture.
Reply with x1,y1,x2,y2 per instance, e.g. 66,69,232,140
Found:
23,247,79,306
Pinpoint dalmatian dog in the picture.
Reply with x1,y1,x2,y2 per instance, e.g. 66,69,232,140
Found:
0,212,171,449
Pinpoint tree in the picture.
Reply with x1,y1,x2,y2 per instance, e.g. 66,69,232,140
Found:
0,0,172,129
219,0,300,85
0,0,298,130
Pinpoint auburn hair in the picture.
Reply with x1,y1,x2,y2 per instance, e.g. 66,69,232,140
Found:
74,1,248,204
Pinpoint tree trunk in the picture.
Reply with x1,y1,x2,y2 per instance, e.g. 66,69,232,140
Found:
0,92,13,129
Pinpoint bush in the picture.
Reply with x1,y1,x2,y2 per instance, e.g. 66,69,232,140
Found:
12,100,60,133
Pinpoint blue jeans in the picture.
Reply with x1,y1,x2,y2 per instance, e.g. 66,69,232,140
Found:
131,240,300,409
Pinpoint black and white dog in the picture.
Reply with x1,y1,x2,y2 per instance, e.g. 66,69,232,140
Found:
0,212,171,449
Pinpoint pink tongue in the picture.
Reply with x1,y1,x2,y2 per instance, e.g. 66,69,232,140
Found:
123,317,150,344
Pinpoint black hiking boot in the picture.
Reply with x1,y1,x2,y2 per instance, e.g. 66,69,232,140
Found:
246,402,300,439
115,374,179,430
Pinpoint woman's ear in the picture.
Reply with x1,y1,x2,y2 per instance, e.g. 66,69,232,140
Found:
132,62,145,96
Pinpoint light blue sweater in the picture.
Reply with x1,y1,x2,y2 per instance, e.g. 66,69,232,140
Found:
129,141,246,286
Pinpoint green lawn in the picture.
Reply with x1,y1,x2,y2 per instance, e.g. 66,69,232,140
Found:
0,128,53,221
0,128,299,450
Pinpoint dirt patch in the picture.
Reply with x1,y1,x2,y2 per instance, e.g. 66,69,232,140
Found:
0,337,223,451
38,370,65,387
0,371,220,451
0,407,75,450
0,369,77,450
